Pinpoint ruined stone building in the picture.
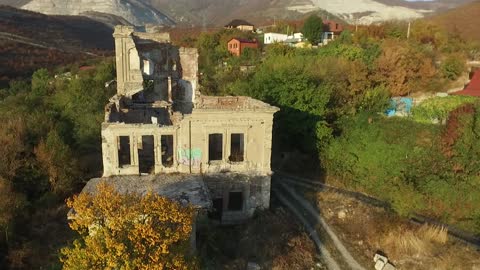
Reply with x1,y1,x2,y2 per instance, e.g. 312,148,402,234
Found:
93,25,278,224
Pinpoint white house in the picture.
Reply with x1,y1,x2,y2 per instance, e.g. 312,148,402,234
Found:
264,32,304,45
264,33,288,44
289,33,303,40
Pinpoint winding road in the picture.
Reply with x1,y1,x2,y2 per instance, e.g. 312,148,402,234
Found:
272,174,367,270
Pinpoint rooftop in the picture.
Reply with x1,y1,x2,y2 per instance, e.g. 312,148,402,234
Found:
81,175,212,209
229,38,258,44
195,96,279,111
451,69,480,97
323,20,343,33
225,19,254,27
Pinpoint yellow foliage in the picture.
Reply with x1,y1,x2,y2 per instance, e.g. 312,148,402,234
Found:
61,183,198,270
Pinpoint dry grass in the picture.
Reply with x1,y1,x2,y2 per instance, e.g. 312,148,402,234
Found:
418,224,448,244
429,1,480,43
314,190,480,269
382,224,448,258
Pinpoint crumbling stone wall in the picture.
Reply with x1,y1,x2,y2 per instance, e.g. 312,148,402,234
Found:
203,173,270,224
101,107,276,176
113,26,144,97
101,25,278,223
113,25,197,105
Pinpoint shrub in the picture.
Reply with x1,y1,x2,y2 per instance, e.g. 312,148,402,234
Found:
412,96,476,123
301,15,324,44
441,54,466,80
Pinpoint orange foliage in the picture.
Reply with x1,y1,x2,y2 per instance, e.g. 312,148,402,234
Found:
374,40,437,96
34,131,80,195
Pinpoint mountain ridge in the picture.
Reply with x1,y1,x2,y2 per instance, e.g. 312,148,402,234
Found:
0,0,477,27
148,0,477,26
20,0,175,26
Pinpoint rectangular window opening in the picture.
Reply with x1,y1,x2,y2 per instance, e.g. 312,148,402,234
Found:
161,135,174,168
118,136,131,167
208,134,223,161
138,135,155,174
229,133,244,162
227,192,243,211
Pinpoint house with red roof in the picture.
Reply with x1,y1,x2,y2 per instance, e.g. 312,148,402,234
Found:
79,65,95,71
451,69,480,97
321,20,344,45
227,38,259,57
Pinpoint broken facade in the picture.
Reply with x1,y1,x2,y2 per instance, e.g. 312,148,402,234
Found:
100,25,278,223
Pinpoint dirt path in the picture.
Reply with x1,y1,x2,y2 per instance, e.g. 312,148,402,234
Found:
274,179,367,270
273,186,341,270
279,182,366,270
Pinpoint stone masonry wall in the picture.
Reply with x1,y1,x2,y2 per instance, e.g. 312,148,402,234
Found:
203,173,271,224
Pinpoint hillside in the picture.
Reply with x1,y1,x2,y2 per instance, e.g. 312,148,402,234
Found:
0,6,114,85
149,0,477,26
20,0,175,26
0,0,29,6
1,0,476,27
428,0,480,43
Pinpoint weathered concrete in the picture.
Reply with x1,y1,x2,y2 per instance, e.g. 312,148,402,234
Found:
374,254,396,270
203,173,271,224
97,25,278,223
82,175,212,209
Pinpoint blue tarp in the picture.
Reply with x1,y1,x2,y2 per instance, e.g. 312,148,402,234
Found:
385,97,413,116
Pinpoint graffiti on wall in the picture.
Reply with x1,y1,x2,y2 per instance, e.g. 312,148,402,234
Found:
178,148,202,167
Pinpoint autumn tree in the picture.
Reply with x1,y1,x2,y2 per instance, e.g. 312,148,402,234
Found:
302,15,324,44
374,40,438,96
34,130,80,195
0,117,27,181
61,183,197,270
0,179,26,244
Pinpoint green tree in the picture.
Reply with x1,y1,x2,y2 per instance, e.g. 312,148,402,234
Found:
441,54,466,80
52,63,114,150
61,183,197,270
302,15,324,45
30,69,51,98
228,56,332,153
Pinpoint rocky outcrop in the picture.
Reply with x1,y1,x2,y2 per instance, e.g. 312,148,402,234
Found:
21,0,175,26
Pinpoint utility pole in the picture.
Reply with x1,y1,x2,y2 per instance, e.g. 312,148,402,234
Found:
407,21,411,39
